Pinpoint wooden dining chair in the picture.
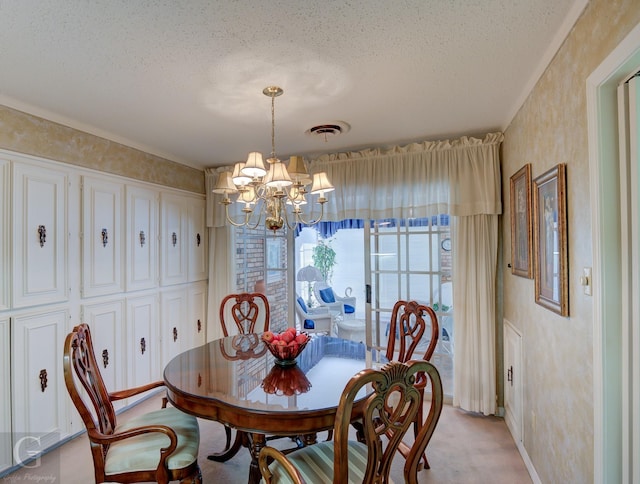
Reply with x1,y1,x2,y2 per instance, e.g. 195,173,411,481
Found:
258,359,444,484
213,292,271,459
386,299,440,471
219,292,270,336
63,323,202,484
213,292,302,461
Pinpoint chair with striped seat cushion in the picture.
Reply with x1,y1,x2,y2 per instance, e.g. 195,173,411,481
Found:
63,323,201,484
258,359,444,484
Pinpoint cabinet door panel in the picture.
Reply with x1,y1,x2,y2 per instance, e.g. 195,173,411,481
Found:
82,176,124,297
12,310,70,458
188,198,207,282
12,163,68,307
188,282,207,348
127,295,159,403
126,185,158,291
0,318,11,472
161,288,187,368
160,194,187,286
81,300,125,410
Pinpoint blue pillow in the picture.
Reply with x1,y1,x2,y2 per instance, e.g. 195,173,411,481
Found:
297,296,308,313
344,304,355,314
319,288,335,303
303,319,315,329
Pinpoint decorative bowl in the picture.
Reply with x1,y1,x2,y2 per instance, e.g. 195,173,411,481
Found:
261,329,310,366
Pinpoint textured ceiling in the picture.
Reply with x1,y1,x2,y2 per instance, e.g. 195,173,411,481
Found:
0,1,586,169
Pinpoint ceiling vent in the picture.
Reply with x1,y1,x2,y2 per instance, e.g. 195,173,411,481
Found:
306,121,351,141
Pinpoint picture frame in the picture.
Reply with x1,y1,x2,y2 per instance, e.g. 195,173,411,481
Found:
510,164,533,278
533,163,568,316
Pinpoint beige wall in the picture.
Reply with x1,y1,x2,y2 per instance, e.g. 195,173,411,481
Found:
502,0,640,482
0,104,204,193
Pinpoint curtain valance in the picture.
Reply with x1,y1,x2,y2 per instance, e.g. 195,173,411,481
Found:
310,132,503,221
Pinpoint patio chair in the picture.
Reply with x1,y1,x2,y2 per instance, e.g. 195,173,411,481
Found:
313,281,356,319
295,295,333,333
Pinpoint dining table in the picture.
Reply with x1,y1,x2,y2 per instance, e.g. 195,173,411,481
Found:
163,333,386,484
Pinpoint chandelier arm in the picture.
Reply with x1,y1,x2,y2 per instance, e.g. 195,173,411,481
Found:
290,202,326,227
223,203,253,227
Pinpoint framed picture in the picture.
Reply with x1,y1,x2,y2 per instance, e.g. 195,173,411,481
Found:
533,164,568,316
510,164,532,278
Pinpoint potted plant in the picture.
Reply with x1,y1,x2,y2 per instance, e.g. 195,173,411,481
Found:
312,239,336,284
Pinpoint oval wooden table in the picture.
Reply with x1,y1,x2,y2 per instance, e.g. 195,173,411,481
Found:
164,334,386,484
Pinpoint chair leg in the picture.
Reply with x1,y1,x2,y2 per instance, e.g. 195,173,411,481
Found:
180,465,202,483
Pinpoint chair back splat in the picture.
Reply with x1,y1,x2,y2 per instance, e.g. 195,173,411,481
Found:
386,300,439,363
219,292,270,336
259,360,444,484
63,323,201,484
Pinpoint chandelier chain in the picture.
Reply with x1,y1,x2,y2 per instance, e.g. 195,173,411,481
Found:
271,93,276,161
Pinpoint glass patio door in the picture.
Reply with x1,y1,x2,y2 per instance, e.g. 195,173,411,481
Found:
364,216,454,395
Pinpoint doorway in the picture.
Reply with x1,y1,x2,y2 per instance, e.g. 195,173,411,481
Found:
587,22,640,483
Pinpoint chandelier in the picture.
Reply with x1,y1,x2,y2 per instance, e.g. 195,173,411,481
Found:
213,86,334,232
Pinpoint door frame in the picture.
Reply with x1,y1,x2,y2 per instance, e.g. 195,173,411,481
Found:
587,21,640,484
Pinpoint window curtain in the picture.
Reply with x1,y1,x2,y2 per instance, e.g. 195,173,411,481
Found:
205,168,235,341
451,214,498,415
309,132,503,415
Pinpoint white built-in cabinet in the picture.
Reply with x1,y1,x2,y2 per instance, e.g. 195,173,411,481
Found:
0,149,207,474
504,319,523,445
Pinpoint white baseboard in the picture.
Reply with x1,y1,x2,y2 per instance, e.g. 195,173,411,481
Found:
513,435,542,484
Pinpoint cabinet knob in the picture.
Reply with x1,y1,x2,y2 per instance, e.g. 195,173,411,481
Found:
140,337,146,355
102,349,109,368
172,232,177,247
101,228,108,247
197,319,202,333
173,327,178,342
139,230,146,247
39,369,48,392
38,225,47,247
